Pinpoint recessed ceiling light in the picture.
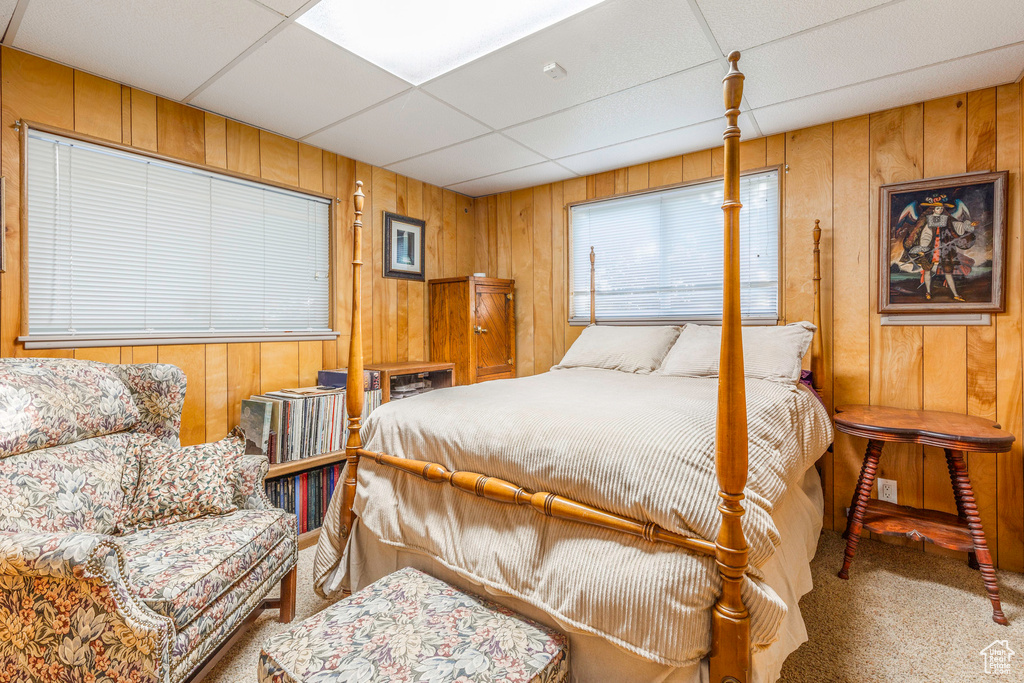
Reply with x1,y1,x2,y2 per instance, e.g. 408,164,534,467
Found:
297,0,604,85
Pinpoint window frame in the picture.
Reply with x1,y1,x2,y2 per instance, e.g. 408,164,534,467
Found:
16,120,339,349
566,164,784,326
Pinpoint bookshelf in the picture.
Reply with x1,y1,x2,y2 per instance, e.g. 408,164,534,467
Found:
366,361,454,402
267,449,345,480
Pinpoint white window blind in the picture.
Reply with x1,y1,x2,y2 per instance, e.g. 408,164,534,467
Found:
22,128,333,347
570,168,780,324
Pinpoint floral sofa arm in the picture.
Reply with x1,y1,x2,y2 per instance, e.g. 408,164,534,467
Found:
0,531,174,683
113,363,187,446
181,433,273,511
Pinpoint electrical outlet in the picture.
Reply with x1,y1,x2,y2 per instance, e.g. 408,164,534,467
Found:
878,478,898,504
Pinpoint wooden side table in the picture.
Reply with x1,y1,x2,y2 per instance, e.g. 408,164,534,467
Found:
834,404,1015,625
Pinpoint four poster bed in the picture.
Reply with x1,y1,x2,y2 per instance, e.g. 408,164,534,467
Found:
313,53,833,683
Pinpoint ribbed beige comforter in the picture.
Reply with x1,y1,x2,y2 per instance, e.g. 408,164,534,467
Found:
313,368,832,666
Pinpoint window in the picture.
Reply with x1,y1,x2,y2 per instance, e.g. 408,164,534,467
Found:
21,127,334,348
569,168,780,325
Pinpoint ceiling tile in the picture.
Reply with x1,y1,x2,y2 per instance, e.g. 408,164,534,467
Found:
505,62,724,159
556,114,755,176
12,0,282,100
741,0,1024,108
448,162,577,197
387,134,545,188
253,0,308,16
695,0,890,52
305,90,490,167
192,24,409,139
0,0,17,35
422,0,716,129
753,42,1024,135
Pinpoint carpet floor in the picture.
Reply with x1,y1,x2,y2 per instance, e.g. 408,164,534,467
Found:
206,530,1023,682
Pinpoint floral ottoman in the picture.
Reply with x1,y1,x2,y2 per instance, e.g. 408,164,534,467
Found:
258,567,569,682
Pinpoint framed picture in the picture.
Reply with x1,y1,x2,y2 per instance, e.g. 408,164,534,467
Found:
383,211,425,281
879,170,1008,314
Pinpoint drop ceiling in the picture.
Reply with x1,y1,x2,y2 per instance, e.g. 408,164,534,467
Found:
4,0,1024,197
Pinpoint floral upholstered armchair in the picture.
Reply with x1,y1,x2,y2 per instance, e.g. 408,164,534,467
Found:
0,358,298,683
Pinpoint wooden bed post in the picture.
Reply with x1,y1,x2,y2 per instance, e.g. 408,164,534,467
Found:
590,247,596,325
811,220,824,393
340,181,365,544
709,52,751,683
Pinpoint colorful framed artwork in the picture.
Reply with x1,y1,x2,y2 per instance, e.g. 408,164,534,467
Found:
879,170,1008,314
383,211,425,281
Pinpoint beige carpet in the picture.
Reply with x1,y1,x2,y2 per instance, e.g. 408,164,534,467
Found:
206,531,1023,682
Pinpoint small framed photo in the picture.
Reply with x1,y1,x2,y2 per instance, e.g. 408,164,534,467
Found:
383,211,425,281
879,170,1008,314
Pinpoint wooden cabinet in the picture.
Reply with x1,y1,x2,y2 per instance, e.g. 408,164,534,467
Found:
429,276,515,385
366,361,455,403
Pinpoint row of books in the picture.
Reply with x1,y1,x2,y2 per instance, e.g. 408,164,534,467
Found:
239,370,382,463
265,463,342,535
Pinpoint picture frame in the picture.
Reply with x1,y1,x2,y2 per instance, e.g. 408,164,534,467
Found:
879,170,1007,314
383,210,425,281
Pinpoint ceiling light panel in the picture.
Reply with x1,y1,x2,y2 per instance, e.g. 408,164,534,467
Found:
296,0,605,85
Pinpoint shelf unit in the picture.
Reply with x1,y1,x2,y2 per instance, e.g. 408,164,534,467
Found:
366,361,455,402
266,449,345,480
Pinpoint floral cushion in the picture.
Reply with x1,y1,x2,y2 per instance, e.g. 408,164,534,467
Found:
121,508,295,629
0,358,140,458
258,567,569,683
0,432,147,535
121,437,242,531
113,363,186,445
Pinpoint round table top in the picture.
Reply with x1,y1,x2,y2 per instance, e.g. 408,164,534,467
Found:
834,404,1015,452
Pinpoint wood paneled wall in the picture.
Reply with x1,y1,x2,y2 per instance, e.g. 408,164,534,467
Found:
0,47,475,447
472,85,1024,571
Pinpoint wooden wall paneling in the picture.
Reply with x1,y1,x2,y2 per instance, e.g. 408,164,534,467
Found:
260,341,299,394
593,171,615,198
120,347,133,363
626,164,649,192
356,161,374,363
1,48,74,358
550,181,566,364
298,143,323,193
562,177,588,350
783,123,834,527
486,195,498,276
259,130,298,185
533,184,553,373
648,155,682,188
120,86,131,145
831,115,871,532
371,167,397,362
321,151,339,369
396,175,409,361
204,112,227,169
130,88,157,152
407,178,425,360
868,105,926,547
921,95,969,545
683,149,713,182
511,188,534,376
995,82,1023,572
226,120,260,176
766,134,786,166
424,184,443,359
298,340,323,387
456,193,475,277
613,167,628,194
473,196,488,274
496,193,512,279
156,98,204,164
132,346,158,363
73,71,121,141
441,190,458,277
711,147,723,176
227,343,259,431
158,344,206,446
740,137,767,171
74,347,121,363
205,344,228,442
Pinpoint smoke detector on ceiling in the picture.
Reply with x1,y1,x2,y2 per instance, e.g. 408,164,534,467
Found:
543,62,567,80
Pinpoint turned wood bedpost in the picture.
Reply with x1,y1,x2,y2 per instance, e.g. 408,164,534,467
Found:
811,220,824,393
340,181,365,543
709,51,751,683
590,246,596,325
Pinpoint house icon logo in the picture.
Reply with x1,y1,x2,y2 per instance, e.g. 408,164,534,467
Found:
981,640,1015,675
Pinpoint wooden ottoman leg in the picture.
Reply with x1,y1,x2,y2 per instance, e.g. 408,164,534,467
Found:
839,439,883,580
947,450,1007,625
945,449,979,570
279,567,297,624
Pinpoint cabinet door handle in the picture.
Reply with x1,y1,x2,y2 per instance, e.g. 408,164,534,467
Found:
474,326,488,334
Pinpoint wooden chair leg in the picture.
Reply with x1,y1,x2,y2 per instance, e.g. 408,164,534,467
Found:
945,449,979,570
946,450,1007,626
839,439,883,580
279,566,297,624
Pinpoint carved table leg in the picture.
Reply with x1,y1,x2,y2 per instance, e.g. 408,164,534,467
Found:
839,439,883,580
947,449,1007,626
945,449,979,570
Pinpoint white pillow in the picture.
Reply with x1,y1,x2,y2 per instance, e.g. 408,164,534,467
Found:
554,325,681,374
657,322,816,384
